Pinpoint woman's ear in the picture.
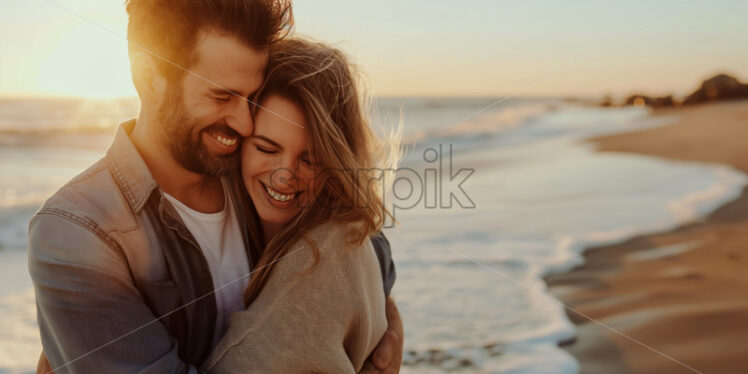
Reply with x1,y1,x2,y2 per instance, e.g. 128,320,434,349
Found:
129,51,168,103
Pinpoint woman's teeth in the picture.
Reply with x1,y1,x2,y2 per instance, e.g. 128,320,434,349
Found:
265,184,296,202
213,133,238,146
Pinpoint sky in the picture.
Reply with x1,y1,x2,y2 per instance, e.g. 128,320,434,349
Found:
0,0,747,98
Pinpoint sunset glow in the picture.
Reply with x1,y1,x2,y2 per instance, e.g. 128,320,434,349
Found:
1,0,747,98
34,22,135,98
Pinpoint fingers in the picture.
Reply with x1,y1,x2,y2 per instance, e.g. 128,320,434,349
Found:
373,330,398,368
371,297,404,372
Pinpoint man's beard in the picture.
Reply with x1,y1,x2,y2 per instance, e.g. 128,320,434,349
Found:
158,90,240,177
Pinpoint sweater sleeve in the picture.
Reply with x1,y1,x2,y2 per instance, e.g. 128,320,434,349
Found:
201,223,388,374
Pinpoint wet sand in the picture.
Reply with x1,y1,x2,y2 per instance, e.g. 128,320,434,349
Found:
545,99,748,373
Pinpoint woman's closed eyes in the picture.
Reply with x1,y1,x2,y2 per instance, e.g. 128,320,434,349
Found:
255,146,277,154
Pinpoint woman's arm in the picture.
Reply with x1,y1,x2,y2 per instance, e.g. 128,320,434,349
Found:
202,223,388,374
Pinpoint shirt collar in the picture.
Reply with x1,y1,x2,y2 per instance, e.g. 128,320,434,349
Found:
105,119,159,213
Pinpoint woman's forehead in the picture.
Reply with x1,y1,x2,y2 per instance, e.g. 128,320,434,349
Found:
254,95,309,148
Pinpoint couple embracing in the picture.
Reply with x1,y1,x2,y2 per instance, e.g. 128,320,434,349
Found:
29,0,403,373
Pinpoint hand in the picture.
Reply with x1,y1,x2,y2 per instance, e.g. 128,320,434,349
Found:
360,297,404,374
37,351,52,374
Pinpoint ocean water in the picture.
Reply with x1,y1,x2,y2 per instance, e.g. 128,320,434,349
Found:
376,97,747,373
0,97,745,373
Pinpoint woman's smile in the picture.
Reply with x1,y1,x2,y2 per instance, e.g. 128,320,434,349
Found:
259,180,303,207
242,94,316,230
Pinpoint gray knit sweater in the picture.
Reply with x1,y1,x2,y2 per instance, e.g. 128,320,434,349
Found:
201,222,388,373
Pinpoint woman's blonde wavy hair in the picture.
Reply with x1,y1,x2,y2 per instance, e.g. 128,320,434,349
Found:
243,38,400,306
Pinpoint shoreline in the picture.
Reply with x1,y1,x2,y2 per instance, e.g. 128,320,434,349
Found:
544,99,748,373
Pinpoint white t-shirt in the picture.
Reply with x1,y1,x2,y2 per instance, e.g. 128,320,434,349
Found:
163,180,249,348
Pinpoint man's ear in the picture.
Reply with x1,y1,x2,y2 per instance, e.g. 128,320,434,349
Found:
129,51,168,103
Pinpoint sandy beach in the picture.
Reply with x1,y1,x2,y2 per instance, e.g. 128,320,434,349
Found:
545,99,748,373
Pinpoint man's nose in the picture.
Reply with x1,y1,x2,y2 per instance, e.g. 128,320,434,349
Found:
225,98,253,137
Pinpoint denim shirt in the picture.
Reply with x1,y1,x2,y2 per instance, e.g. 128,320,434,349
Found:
27,120,395,373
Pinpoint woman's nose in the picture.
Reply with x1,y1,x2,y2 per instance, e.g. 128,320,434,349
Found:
269,160,297,191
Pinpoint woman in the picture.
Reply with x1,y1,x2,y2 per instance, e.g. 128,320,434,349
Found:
201,38,398,373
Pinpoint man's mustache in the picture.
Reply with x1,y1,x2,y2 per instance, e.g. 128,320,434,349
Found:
203,123,241,139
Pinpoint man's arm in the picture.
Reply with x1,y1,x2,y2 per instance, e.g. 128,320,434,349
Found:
366,233,403,373
37,351,52,374
361,297,404,374
28,212,195,374
370,232,396,297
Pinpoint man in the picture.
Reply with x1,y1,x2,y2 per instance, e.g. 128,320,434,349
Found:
29,1,403,372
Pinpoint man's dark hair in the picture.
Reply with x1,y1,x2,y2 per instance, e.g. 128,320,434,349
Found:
126,0,293,81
